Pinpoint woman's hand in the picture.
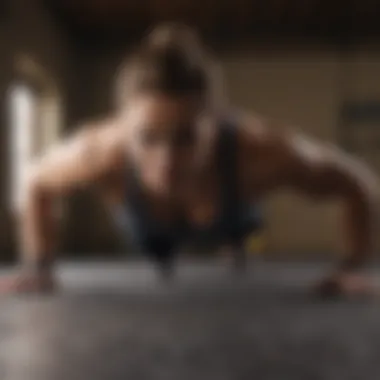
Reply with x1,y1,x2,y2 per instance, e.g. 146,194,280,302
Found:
315,271,378,298
0,271,58,294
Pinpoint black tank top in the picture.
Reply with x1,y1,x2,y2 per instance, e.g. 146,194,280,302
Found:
114,118,262,248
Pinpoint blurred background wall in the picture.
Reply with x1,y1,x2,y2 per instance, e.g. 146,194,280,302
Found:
1,0,380,259
0,0,74,260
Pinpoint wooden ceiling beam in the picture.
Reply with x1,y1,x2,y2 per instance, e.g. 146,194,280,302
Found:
45,0,380,40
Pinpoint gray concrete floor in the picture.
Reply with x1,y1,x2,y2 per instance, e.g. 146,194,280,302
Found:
0,259,380,380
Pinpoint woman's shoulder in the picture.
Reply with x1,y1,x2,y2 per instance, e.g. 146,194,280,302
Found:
70,117,127,164
232,110,292,151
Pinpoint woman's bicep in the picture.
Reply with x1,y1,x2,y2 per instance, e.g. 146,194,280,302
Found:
263,130,377,199
241,117,378,200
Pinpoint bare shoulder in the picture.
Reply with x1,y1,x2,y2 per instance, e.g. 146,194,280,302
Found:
70,118,126,157
236,112,336,164
234,111,333,193
29,118,127,194
235,111,379,198
236,112,294,164
49,118,125,168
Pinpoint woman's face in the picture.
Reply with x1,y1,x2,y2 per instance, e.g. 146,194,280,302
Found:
124,93,212,197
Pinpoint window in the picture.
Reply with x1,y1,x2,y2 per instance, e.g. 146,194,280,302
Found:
8,83,37,211
8,81,62,212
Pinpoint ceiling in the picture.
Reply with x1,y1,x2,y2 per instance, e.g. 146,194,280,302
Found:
45,0,380,47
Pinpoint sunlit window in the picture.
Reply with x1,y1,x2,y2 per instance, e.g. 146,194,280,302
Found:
8,83,37,211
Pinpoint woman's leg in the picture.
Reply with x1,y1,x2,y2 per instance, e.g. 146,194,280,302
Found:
224,215,264,273
139,236,179,280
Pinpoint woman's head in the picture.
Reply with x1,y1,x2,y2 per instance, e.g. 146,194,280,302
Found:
118,23,223,197
117,23,219,108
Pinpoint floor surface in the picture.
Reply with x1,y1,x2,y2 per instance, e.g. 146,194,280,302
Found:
0,259,379,380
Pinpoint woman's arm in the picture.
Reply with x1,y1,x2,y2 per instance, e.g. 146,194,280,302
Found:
242,118,380,296
9,122,124,292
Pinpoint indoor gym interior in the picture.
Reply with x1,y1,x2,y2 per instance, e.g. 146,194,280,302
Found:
1,1,380,379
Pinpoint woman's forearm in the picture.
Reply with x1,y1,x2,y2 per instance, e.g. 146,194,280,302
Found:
18,185,58,270
340,188,379,271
